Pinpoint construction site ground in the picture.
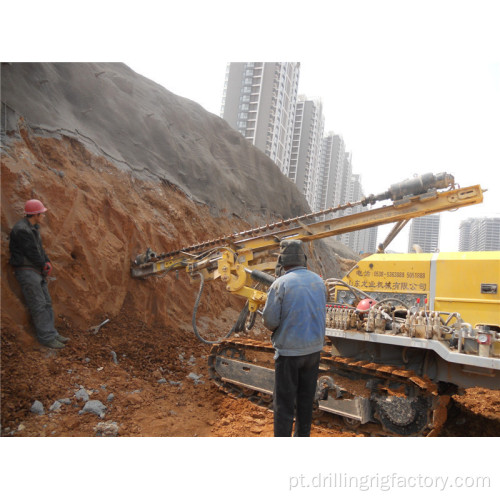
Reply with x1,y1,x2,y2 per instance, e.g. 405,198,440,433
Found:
2,312,499,438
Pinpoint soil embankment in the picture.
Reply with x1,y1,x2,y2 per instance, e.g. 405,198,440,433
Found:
1,63,498,437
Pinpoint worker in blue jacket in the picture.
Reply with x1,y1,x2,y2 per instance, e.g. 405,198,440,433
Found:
263,240,327,436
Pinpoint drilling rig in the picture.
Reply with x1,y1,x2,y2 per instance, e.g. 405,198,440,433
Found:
131,172,499,436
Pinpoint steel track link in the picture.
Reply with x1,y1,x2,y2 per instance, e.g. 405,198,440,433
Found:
208,338,449,437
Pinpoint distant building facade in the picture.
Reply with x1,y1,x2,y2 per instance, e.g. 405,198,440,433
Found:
289,96,324,209
221,62,300,175
459,217,500,251
341,174,378,254
408,215,441,252
317,133,346,212
220,63,378,255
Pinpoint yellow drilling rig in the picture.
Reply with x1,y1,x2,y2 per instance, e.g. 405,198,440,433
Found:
131,172,499,436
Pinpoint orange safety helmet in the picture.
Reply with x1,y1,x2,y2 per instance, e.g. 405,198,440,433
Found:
24,199,48,215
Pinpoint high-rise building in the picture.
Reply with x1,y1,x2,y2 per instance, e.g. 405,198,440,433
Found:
407,215,441,252
221,62,300,174
220,63,376,255
289,96,324,208
341,174,378,254
459,219,473,251
317,133,346,212
459,217,500,251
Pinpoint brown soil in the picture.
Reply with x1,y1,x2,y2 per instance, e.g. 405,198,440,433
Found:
1,127,499,439
2,311,498,437
0,133,352,438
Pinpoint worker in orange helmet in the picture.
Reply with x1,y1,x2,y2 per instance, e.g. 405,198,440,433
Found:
9,199,69,349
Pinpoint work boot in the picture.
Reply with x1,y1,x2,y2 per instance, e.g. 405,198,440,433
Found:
41,338,65,349
56,334,70,343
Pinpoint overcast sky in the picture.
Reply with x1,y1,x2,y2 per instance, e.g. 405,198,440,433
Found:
4,1,499,252
125,1,500,251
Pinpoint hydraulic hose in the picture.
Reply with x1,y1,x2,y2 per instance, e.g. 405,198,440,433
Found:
191,271,237,344
370,297,409,310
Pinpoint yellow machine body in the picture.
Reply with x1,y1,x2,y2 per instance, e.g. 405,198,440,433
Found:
341,251,500,330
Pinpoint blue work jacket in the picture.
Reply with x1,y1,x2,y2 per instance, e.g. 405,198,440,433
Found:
262,266,327,357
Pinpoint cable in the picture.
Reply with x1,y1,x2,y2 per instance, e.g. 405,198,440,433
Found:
370,297,409,310
191,271,236,344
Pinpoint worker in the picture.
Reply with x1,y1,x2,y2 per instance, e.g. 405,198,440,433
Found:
262,240,327,437
9,199,69,349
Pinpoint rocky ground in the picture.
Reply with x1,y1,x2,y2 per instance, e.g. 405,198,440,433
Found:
2,311,499,438
1,63,498,439
1,135,499,438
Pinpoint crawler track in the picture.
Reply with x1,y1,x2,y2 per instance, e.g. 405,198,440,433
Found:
208,338,449,437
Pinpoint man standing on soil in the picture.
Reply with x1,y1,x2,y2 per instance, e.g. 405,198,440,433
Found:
9,199,68,349
262,240,327,437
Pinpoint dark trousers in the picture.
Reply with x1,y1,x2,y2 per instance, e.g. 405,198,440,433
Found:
15,268,58,344
273,351,321,437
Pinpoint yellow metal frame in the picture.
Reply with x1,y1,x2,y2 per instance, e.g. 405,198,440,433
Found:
133,184,485,312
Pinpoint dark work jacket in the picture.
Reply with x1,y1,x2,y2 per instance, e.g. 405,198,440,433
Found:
9,217,50,271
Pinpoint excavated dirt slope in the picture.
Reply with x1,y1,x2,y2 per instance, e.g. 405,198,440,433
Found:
0,128,354,438
1,63,498,437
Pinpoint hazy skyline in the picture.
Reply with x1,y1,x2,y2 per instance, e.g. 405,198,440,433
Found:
124,2,499,252
5,1,499,252
128,54,499,251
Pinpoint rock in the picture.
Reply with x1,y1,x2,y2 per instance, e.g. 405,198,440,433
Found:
58,398,71,405
49,401,62,412
187,372,204,385
110,351,118,364
94,421,119,437
107,393,114,402
125,393,143,405
157,378,167,384
169,380,182,387
30,400,44,415
79,400,107,418
75,388,90,402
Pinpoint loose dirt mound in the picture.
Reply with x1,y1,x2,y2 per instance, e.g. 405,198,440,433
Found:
1,63,498,437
